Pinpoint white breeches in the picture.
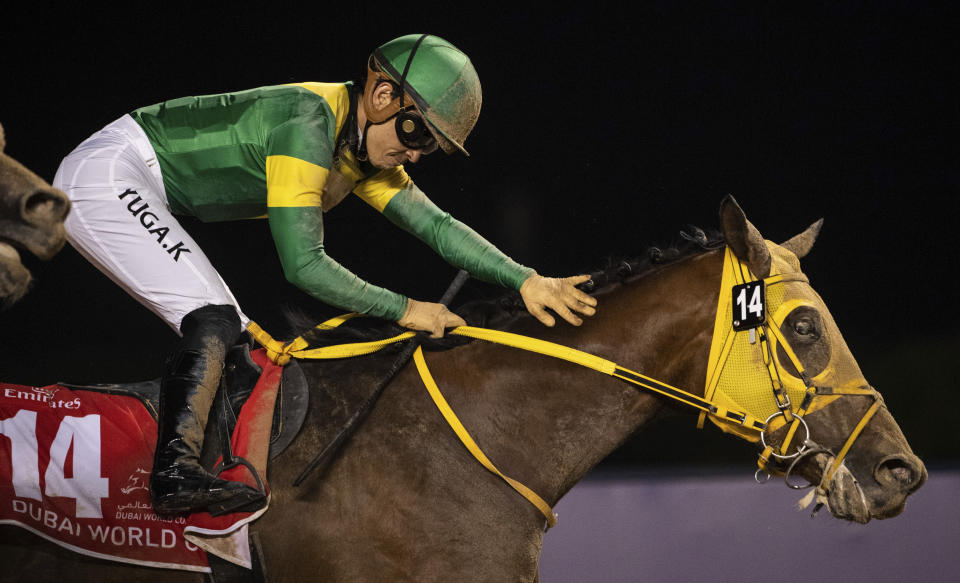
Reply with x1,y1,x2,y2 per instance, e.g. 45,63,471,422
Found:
53,115,247,334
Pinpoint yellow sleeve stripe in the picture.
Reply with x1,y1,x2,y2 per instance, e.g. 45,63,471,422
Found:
353,166,413,212
266,155,328,208
288,82,351,139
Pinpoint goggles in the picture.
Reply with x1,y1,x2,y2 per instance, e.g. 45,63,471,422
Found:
395,108,437,153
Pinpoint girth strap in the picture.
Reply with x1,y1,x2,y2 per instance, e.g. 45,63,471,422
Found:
205,531,268,583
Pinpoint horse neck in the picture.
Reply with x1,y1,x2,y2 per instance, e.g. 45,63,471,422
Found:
468,248,725,503
594,249,724,394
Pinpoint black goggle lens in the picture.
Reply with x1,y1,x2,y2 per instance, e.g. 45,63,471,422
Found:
395,110,437,152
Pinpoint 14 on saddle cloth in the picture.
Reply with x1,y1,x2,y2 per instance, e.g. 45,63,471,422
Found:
0,347,304,572
0,241,882,573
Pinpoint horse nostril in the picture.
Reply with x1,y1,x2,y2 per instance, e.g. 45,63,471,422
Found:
875,454,925,492
22,188,70,224
890,466,911,482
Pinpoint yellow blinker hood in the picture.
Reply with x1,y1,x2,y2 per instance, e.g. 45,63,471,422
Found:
702,243,866,441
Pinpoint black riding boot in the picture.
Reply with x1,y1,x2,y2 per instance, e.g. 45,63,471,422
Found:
149,304,265,516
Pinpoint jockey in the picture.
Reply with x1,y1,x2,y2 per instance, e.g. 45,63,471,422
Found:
53,34,597,516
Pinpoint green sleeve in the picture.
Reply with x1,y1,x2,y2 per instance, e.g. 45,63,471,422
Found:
268,206,408,320
382,185,535,290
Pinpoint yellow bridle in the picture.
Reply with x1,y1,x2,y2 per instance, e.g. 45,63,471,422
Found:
246,244,883,526
703,244,883,512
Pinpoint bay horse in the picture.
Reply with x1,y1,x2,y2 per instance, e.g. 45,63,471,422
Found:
0,122,71,305
0,197,926,581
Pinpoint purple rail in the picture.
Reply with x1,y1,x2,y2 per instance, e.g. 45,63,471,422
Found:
539,466,959,582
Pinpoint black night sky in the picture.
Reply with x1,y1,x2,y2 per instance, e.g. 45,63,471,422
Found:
1,4,957,465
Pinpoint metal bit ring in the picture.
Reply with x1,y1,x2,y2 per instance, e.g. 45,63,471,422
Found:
760,412,811,460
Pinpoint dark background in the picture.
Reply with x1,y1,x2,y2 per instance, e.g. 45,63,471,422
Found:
1,4,957,467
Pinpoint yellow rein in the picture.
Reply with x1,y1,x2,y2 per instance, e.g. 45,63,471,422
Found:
412,346,558,528
247,245,884,526
247,316,766,529
249,318,762,428
246,314,412,365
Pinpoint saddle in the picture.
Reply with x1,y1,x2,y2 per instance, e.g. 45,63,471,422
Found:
52,345,305,581
61,343,310,470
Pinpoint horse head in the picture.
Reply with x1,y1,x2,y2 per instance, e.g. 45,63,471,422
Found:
0,122,71,305
716,195,926,523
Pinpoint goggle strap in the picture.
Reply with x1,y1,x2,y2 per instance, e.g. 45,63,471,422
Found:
372,35,431,114
397,34,429,109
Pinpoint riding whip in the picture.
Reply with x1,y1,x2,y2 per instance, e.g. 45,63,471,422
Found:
292,269,470,486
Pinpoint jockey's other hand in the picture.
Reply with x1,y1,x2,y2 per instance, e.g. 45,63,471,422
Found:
398,299,467,338
520,273,598,327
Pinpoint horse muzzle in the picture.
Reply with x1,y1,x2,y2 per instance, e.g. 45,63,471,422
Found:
818,451,926,524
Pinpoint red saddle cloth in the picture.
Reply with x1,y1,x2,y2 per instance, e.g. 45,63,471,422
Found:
0,349,283,572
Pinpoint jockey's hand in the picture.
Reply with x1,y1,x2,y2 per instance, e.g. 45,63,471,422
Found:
398,299,467,338
519,273,598,327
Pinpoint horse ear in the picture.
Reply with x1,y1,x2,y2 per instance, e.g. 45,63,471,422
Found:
719,195,771,278
0,123,5,153
780,218,824,259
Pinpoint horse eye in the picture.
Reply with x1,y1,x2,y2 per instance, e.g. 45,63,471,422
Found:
793,318,817,337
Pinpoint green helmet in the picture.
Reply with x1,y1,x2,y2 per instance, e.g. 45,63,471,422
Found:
363,34,482,155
